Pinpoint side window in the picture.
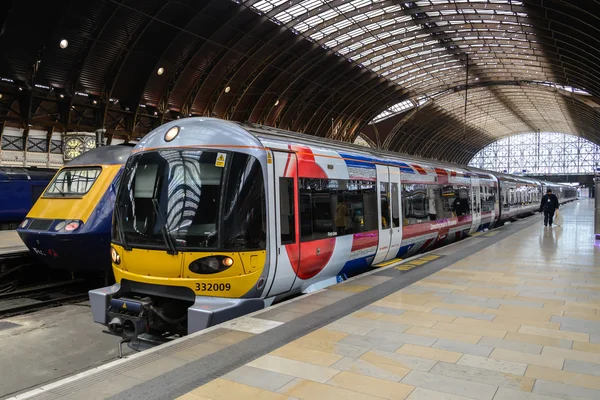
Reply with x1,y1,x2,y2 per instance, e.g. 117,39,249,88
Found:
452,185,470,216
401,183,429,225
391,182,399,228
279,178,295,244
299,178,378,242
380,182,390,229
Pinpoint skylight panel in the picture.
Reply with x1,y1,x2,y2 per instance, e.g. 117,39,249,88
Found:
383,5,404,13
251,0,287,13
333,19,353,30
350,0,372,8
336,3,354,13
364,9,385,18
319,9,339,21
370,99,415,124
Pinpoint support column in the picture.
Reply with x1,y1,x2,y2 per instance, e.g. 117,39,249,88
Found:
595,177,600,240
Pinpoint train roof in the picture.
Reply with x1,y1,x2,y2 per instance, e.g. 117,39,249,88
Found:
67,144,134,166
0,167,57,181
134,117,574,190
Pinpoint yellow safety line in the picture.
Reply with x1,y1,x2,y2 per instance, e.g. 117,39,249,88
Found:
373,258,403,268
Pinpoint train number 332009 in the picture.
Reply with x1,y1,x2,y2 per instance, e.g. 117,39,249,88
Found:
196,283,231,292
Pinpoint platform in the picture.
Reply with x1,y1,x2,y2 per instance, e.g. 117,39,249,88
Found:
0,231,28,256
10,199,600,400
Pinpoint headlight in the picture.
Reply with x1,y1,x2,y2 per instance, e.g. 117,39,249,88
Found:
54,221,66,231
189,256,234,274
19,219,29,228
110,247,121,265
64,221,80,231
164,126,180,142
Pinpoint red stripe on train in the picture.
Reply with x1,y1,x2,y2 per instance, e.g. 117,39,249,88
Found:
351,231,378,251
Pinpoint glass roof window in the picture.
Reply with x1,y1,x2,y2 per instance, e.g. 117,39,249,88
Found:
240,0,540,105
370,99,416,124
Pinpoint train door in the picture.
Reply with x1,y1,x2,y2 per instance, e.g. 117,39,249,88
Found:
267,151,299,296
469,176,482,234
373,165,402,264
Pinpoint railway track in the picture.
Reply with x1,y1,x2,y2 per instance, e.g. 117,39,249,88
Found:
0,253,96,318
0,280,90,318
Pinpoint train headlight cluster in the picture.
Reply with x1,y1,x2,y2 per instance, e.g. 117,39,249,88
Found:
189,256,234,274
53,220,82,232
110,247,121,265
65,221,80,231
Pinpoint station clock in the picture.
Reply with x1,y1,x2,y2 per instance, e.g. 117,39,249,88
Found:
84,137,97,151
64,137,84,160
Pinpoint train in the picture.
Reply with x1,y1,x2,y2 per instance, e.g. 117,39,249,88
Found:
0,167,57,230
88,118,577,341
17,145,133,273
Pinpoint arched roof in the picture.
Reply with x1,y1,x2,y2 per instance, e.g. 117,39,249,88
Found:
0,0,599,163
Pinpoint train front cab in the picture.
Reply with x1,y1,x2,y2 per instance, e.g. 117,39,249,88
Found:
17,146,132,272
90,123,275,340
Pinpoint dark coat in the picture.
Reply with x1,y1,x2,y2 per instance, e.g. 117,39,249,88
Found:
539,193,559,212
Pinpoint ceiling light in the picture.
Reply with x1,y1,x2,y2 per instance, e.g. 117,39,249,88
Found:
157,67,164,75
59,39,68,49
224,86,230,93
59,94,64,98
93,100,97,104
0,93,2,99
18,87,23,91
274,100,280,106
153,111,158,116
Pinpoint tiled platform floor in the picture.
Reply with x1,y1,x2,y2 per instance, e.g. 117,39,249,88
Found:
183,200,600,400
11,200,600,400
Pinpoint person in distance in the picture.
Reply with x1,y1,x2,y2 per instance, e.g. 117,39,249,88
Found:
539,188,559,227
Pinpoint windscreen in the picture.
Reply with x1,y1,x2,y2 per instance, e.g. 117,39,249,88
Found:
113,149,266,251
44,167,101,196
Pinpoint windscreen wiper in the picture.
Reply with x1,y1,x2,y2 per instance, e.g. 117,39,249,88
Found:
53,185,66,196
113,204,131,251
152,198,178,255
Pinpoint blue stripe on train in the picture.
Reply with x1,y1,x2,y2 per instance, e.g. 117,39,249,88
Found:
340,254,375,276
338,152,415,174
396,244,415,258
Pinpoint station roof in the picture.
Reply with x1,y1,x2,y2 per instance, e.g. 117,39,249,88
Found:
1,0,599,163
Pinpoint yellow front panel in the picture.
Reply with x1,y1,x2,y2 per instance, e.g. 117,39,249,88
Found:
111,244,266,298
27,165,121,222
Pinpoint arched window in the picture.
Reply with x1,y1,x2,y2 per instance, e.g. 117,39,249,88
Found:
469,132,600,175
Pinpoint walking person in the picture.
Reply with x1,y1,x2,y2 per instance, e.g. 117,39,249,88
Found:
539,189,559,227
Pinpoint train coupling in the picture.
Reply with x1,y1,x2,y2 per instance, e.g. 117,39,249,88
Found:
90,284,150,340
106,297,152,340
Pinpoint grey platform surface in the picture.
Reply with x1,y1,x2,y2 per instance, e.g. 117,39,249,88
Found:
7,200,597,400
0,231,27,255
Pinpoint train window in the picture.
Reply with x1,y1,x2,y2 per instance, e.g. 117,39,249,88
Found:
402,184,428,224
402,184,469,225
114,150,266,251
380,182,390,229
298,178,377,242
134,164,158,198
44,167,101,196
220,153,266,250
391,182,400,228
279,178,295,244
481,186,497,212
